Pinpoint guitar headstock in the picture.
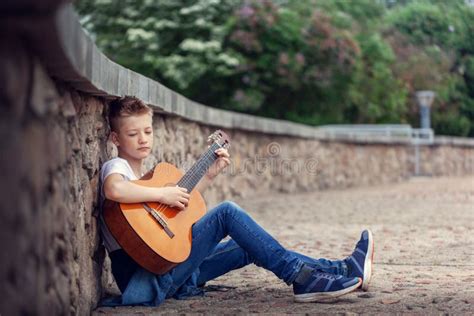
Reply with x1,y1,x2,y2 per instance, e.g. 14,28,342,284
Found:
208,130,231,150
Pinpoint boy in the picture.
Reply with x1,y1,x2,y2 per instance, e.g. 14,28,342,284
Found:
99,96,374,306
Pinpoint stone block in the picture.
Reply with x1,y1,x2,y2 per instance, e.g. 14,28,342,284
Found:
30,62,60,116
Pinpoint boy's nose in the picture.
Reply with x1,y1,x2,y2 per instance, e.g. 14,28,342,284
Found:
138,132,148,141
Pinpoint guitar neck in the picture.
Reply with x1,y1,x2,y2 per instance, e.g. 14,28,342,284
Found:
177,142,221,192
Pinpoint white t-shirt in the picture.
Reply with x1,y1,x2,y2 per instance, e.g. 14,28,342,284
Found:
99,157,138,252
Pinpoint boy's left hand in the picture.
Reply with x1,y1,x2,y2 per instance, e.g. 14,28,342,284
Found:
206,148,231,180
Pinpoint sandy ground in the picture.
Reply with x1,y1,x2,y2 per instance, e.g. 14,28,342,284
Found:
94,176,474,315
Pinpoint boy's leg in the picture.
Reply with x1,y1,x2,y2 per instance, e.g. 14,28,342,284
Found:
196,240,347,286
168,201,360,302
168,201,306,295
196,239,252,286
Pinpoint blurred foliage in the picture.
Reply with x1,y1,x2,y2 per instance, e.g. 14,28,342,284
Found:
384,0,474,136
76,0,474,136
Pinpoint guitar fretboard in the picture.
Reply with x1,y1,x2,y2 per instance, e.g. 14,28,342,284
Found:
177,142,221,192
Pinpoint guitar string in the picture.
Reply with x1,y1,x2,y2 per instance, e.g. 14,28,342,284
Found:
178,142,219,189
150,143,219,217
183,141,222,188
149,141,222,216
183,146,219,189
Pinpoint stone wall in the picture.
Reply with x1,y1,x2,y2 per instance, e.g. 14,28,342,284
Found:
1,2,473,316
139,124,473,208
0,35,107,315
419,141,474,176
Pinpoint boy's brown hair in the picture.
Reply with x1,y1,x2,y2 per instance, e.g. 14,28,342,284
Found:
108,96,152,132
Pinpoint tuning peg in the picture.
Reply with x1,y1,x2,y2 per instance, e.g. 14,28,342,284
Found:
208,131,221,143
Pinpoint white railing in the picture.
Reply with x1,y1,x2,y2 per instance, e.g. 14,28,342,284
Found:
316,124,434,145
411,128,434,145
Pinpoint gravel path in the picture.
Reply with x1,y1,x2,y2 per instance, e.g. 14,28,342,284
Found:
94,176,474,315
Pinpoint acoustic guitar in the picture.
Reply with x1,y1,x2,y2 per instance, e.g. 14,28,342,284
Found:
103,130,231,275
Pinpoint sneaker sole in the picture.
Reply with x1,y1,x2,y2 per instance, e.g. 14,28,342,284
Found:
361,229,374,291
294,279,362,303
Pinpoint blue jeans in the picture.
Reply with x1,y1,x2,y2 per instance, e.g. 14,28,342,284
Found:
167,201,347,297
103,201,347,306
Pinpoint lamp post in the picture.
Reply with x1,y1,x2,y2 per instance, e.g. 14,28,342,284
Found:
415,90,435,129
413,90,435,176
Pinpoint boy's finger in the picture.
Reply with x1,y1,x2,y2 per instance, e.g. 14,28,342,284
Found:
215,149,230,158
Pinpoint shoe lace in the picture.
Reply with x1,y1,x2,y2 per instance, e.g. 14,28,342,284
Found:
316,272,340,280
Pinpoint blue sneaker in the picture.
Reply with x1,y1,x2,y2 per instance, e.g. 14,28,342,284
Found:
345,229,374,291
293,269,361,303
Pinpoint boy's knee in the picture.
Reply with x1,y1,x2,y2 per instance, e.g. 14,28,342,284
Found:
222,200,242,211
219,200,244,217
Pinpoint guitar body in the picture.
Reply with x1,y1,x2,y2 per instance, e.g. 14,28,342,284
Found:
103,162,207,275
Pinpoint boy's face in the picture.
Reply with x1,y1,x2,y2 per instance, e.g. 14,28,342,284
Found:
111,113,153,161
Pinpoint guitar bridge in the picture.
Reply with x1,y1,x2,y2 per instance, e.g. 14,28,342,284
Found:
142,203,175,239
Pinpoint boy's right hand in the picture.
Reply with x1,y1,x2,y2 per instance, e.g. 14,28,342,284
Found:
159,186,190,211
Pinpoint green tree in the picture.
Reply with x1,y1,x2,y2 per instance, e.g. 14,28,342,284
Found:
77,0,242,91
76,0,474,136
222,2,360,124
347,34,408,123
385,0,474,135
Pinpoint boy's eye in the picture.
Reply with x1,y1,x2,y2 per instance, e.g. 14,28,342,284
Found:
128,134,137,137
145,131,152,135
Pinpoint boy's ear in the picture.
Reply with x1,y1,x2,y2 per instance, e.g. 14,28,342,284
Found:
110,131,120,147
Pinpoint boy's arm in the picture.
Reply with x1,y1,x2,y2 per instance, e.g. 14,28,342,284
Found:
104,173,190,210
